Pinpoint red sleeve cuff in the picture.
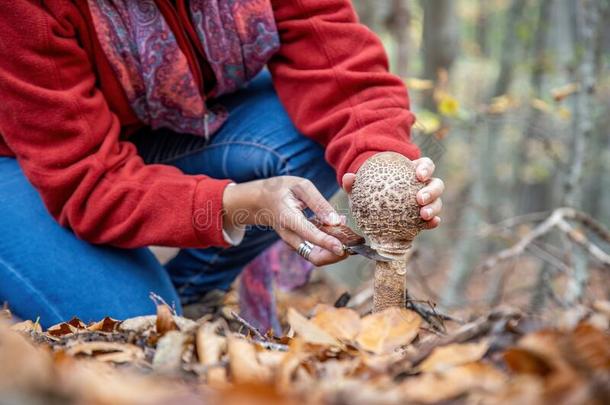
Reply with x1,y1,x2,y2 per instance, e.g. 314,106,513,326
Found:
191,177,234,248
341,142,421,182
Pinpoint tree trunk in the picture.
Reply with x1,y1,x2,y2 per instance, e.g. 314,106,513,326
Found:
476,0,491,57
385,0,411,77
421,0,459,110
563,0,599,304
518,0,556,215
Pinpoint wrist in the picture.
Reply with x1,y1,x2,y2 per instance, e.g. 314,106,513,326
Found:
222,181,260,227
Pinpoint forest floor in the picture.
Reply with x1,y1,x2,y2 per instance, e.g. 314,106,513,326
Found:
1,280,609,405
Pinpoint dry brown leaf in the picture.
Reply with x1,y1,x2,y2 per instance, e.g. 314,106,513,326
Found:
227,336,271,384
120,314,196,333
355,307,421,355
47,322,78,337
65,341,144,364
287,308,341,347
10,320,42,334
0,325,54,391
503,347,554,376
152,330,188,374
87,317,120,333
156,304,178,335
196,321,228,386
400,362,506,403
419,340,489,373
310,304,361,342
567,322,610,371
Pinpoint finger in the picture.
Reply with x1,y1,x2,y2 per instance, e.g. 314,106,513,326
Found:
292,179,341,225
424,216,441,230
279,229,347,266
414,157,435,182
420,198,443,220
308,245,348,266
281,211,345,256
342,173,356,194
417,178,445,205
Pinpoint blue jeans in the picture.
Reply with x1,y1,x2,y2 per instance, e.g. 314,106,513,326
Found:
0,72,337,327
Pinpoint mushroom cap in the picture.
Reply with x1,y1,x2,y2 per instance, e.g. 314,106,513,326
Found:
350,152,426,257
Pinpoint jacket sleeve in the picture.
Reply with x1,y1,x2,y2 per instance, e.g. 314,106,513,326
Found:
0,3,231,248
268,0,420,182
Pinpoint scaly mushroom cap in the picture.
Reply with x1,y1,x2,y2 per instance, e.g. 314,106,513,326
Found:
350,152,426,258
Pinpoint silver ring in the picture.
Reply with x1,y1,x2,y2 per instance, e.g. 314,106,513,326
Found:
296,241,314,261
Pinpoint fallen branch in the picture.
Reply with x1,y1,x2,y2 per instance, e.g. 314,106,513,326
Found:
405,293,463,334
230,311,266,342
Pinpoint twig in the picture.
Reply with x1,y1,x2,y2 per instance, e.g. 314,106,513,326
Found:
230,311,266,342
405,293,463,334
556,218,610,266
149,292,177,315
480,207,610,271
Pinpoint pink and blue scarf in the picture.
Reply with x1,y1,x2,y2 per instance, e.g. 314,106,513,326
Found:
87,0,280,138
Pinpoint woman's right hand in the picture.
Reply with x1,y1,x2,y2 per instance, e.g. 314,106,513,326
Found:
222,176,348,266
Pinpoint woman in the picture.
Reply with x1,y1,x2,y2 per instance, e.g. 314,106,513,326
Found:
0,0,444,327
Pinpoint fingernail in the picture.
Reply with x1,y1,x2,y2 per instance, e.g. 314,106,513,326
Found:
424,208,432,219
421,192,430,204
420,168,429,178
333,243,344,256
328,212,341,225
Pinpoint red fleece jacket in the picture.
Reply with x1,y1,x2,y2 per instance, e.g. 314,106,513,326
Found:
0,0,419,249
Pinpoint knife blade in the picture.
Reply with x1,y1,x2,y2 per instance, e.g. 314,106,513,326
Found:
308,217,393,262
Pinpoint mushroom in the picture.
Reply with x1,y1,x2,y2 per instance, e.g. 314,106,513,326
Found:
350,152,426,312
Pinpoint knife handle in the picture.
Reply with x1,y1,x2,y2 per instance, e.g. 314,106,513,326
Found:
308,217,365,247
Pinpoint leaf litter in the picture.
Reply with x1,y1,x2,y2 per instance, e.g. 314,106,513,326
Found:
1,297,609,405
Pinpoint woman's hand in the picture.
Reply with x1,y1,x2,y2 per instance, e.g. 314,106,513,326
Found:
342,156,444,229
222,176,348,266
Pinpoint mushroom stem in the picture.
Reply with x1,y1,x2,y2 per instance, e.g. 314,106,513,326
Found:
373,260,407,312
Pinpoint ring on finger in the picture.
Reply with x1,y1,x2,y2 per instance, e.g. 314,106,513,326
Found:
296,241,314,261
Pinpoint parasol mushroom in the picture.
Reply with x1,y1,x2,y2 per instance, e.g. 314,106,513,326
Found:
350,152,426,312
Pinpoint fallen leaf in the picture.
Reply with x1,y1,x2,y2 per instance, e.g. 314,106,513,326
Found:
287,308,341,347
400,362,506,403
310,304,361,341
565,322,610,371
47,322,78,337
156,304,178,336
227,336,271,384
87,317,120,333
67,317,87,329
10,320,42,334
152,331,187,374
356,308,421,355
65,341,144,364
120,315,196,333
419,341,489,373
503,347,554,376
196,321,228,385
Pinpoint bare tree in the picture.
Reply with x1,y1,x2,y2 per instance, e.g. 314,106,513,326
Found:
385,0,412,77
562,0,601,304
421,0,459,109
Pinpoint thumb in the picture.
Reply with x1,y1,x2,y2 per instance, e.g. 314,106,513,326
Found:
342,173,356,194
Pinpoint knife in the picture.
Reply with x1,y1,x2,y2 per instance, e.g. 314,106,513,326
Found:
308,217,393,262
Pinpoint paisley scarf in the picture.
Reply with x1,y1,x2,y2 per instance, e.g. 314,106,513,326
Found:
87,0,280,138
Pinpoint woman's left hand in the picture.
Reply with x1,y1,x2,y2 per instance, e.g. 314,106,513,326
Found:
342,156,444,229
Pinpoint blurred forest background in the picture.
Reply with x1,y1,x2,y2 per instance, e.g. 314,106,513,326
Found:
323,0,610,314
